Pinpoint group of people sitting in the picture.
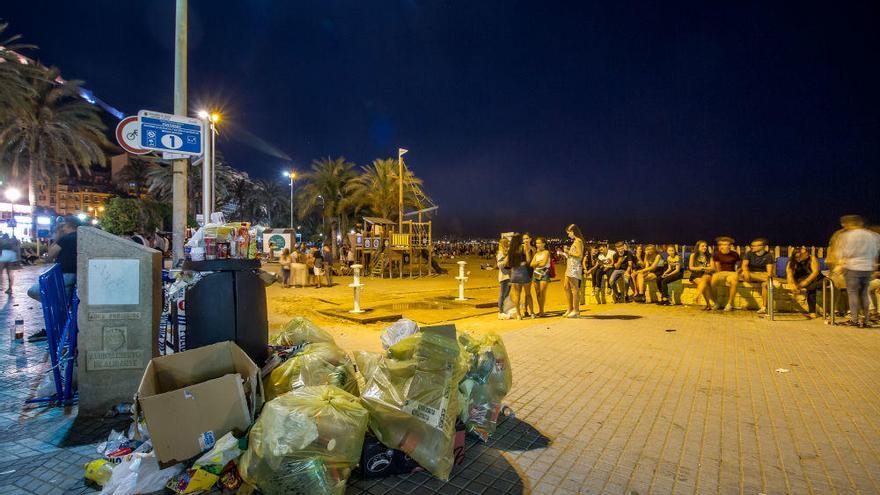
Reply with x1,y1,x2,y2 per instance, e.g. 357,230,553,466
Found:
496,216,880,328
276,245,334,288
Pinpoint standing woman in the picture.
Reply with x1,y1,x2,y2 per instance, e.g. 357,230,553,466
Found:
531,237,552,317
0,235,14,295
689,240,716,310
496,237,512,320
522,233,536,317
559,224,584,318
279,248,292,288
306,248,316,286
508,234,531,319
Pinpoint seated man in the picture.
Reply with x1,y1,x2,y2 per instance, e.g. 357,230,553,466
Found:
27,216,81,342
596,244,616,295
608,242,635,303
741,238,775,314
711,236,741,311
786,247,824,319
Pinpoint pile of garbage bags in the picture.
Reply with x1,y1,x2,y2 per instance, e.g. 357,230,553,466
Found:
239,385,369,495
264,317,359,401
84,316,514,494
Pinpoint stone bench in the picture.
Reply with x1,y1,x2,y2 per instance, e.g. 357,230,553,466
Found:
586,275,834,314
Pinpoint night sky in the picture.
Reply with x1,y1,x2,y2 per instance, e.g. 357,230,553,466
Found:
5,1,879,244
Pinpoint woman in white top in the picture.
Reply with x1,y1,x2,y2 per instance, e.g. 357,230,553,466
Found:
559,224,584,318
496,237,512,320
278,248,292,288
530,237,551,317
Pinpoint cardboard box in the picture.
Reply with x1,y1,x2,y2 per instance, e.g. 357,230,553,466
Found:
135,341,264,467
355,422,466,479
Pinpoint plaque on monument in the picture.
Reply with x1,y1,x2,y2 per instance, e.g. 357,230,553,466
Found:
76,227,161,416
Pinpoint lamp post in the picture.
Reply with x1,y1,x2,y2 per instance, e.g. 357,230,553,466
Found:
197,110,220,223
4,188,21,236
317,195,325,239
171,0,188,263
282,170,296,230
398,147,408,231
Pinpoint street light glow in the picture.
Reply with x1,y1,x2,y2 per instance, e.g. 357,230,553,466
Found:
197,110,210,119
4,187,21,202
210,113,220,123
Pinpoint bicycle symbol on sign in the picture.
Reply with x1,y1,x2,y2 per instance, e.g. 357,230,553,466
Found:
126,128,139,141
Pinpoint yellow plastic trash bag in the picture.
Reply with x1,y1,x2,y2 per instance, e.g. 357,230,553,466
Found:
264,343,358,402
458,332,513,441
238,386,369,495
359,326,468,480
270,316,336,348
84,459,114,486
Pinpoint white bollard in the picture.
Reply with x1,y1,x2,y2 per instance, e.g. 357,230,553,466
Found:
455,261,468,301
349,264,365,313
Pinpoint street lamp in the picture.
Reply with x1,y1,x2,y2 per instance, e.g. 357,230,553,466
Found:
197,110,220,223
317,195,325,238
282,170,296,230
4,187,21,203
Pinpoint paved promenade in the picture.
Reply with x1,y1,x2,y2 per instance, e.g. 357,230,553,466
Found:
0,265,877,494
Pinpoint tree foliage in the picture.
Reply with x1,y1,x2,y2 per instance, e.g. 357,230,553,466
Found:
101,197,166,235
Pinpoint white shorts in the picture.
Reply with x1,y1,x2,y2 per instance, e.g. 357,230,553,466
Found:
0,250,16,263
313,267,323,276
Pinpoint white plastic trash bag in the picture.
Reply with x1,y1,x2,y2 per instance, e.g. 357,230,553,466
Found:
380,319,419,350
100,451,184,495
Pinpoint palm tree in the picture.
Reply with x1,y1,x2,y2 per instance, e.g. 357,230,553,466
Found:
0,64,110,206
252,178,288,227
223,173,257,222
296,156,357,257
0,23,37,118
146,154,236,220
115,156,152,196
344,158,431,222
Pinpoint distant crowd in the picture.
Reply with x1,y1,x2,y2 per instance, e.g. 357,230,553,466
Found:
495,216,880,328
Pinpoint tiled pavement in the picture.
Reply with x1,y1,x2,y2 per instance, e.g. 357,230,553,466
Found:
1,265,879,494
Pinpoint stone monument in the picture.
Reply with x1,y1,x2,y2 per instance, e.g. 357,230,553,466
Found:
76,227,161,416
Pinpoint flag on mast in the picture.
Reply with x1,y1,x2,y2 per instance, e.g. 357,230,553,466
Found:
398,148,408,155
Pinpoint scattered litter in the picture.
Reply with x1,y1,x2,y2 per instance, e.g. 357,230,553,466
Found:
775,368,791,373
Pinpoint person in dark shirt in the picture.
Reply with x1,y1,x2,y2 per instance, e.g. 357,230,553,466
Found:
742,238,775,314
312,247,324,288
786,246,824,318
27,215,81,341
322,245,334,287
711,236,741,311
609,242,635,303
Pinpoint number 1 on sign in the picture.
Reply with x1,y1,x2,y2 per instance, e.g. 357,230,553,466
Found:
160,134,183,150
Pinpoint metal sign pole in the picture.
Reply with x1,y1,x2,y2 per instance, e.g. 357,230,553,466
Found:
172,0,188,263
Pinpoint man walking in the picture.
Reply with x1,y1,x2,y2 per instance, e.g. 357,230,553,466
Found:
833,215,880,328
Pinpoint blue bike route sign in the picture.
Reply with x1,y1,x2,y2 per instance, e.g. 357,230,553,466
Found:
138,110,204,156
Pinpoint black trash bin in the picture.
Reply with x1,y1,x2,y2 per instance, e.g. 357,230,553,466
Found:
165,259,269,365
